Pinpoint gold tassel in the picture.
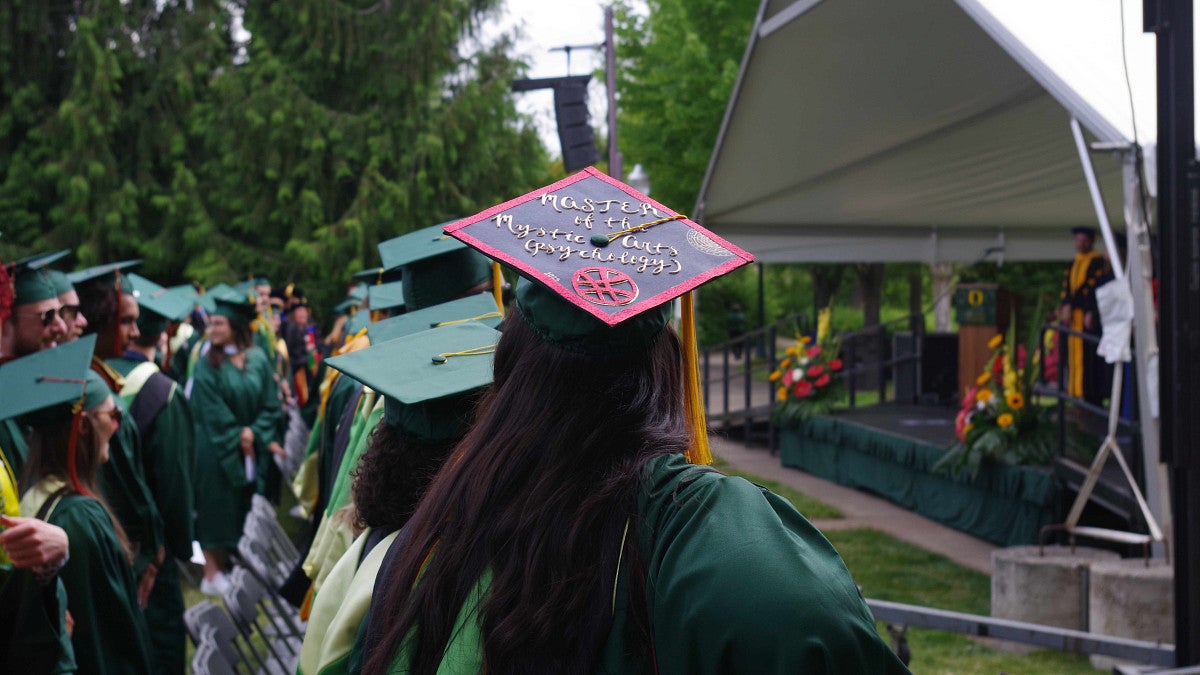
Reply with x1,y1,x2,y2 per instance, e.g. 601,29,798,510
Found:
680,292,711,465
492,262,505,316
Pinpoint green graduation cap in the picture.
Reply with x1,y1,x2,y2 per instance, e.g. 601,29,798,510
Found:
167,283,200,308
10,250,73,306
367,280,406,313
378,222,493,311
211,290,258,327
352,267,403,285
348,283,369,303
46,270,74,296
197,282,235,313
127,273,191,336
368,292,503,344
445,166,754,465
0,334,97,421
343,308,370,337
67,259,142,294
324,322,499,443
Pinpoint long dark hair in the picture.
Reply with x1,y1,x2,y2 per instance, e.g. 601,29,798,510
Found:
365,311,689,674
206,319,254,368
351,423,457,533
22,408,134,562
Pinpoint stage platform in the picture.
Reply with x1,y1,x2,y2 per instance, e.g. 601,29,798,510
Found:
779,403,1060,547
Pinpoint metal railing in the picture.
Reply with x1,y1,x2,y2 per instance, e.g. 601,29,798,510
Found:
701,312,926,451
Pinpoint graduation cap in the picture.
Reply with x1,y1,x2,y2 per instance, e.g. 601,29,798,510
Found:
343,308,370,337
325,322,498,443
368,292,503,344
367,280,406,314
1071,226,1098,238
66,260,142,294
445,166,754,464
46,270,74,296
197,282,235,313
378,222,496,311
11,251,72,306
127,273,191,336
0,334,97,421
211,290,258,327
352,267,403,285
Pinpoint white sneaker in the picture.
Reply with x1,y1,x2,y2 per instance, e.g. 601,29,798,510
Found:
199,571,231,596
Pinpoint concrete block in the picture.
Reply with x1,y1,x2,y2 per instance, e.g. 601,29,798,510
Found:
992,545,1120,632
1088,558,1173,671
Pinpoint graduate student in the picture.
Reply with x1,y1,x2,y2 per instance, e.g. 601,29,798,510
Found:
190,292,284,594
298,320,500,675
363,169,908,674
20,353,154,674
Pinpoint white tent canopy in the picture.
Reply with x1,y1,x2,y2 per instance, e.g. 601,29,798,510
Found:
695,0,1190,264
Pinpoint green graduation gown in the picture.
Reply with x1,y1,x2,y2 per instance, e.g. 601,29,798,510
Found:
387,453,909,674
110,356,197,674
191,346,284,550
22,478,155,674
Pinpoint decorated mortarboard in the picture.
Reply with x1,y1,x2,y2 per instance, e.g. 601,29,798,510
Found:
0,334,97,421
127,273,191,335
325,322,498,443
444,166,755,464
211,290,259,327
379,222,495,310
352,267,403,285
367,280,406,313
368,292,503,344
66,259,142,294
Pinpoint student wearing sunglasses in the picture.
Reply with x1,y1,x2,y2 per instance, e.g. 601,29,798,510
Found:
1,265,68,359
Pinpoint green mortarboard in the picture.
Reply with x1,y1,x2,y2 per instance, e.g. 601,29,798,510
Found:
379,223,493,311
197,283,234,313
446,166,753,353
343,308,369,337
231,279,256,294
333,298,359,317
167,284,199,307
12,266,58,306
127,273,191,336
66,260,142,295
12,249,70,271
352,267,403,284
367,281,406,313
348,283,369,303
211,291,258,327
0,334,97,421
325,323,498,443
47,270,74,296
368,292,503,344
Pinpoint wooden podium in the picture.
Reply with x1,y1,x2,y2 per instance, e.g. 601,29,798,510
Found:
954,284,1013,397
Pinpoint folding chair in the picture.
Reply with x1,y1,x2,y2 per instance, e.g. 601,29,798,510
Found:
183,600,266,675
190,625,237,675
237,531,291,590
223,567,303,672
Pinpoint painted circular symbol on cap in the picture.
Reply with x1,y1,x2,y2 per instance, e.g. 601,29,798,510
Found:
572,267,639,306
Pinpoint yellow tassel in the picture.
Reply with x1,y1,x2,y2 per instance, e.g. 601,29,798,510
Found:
492,262,505,316
681,292,711,465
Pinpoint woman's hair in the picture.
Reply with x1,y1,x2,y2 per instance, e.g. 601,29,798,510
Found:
365,311,689,675
76,284,118,336
351,423,458,533
22,407,134,562
207,319,254,368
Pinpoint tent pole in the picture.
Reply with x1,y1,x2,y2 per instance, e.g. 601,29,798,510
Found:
1070,118,1124,280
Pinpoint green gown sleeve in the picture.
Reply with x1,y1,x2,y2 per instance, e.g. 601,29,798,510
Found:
192,358,252,487
635,454,909,674
247,348,284,450
145,385,197,561
53,497,154,674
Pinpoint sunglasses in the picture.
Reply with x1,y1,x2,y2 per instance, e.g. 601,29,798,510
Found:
59,305,81,322
25,308,59,327
91,407,123,427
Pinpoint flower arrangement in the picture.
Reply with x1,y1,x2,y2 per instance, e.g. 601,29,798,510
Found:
771,333,844,425
935,308,1054,479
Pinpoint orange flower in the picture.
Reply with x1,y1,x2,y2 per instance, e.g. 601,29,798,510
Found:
769,370,782,382
1006,392,1025,410
988,334,1004,350
776,386,788,402
997,413,1014,428
975,388,993,403
976,372,990,386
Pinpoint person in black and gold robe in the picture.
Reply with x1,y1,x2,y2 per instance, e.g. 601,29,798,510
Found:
1058,226,1111,405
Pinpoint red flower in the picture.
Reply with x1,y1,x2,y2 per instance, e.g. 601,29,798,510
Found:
794,380,813,398
815,373,830,387
806,346,822,358
1017,344,1028,369
807,364,824,377
782,369,795,387
828,358,843,371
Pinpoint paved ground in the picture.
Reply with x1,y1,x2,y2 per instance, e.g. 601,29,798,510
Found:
711,434,996,574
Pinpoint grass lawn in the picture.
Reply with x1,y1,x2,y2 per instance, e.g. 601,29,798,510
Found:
826,528,1101,674
711,454,843,519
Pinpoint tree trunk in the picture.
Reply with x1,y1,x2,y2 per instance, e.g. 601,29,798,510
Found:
810,264,846,310
931,262,954,332
856,263,885,328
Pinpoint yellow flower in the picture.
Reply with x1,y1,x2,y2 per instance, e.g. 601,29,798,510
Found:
1006,392,1025,410
769,370,782,382
988,334,1004,350
776,386,788,402
997,413,1014,428
975,372,991,386
963,423,974,435
975,388,993,403
800,335,812,345
1003,370,1017,390
779,357,792,369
